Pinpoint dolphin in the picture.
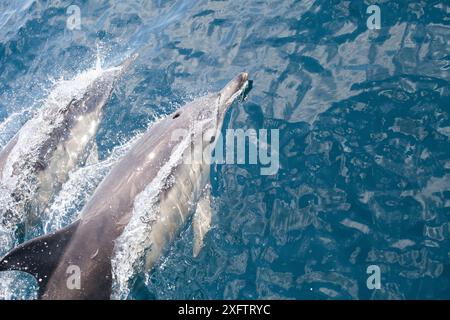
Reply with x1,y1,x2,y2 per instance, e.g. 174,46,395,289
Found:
0,54,137,245
0,72,249,299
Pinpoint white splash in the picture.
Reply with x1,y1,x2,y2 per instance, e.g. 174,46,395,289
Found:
0,271,37,300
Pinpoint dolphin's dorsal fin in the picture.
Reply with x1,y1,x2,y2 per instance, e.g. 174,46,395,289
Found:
192,185,212,257
0,220,80,296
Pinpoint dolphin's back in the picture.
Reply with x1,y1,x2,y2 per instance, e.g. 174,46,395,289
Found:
79,94,215,225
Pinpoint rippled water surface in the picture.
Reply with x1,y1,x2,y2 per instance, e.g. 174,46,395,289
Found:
0,0,449,299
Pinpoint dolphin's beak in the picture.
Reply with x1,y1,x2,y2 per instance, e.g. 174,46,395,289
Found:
213,72,249,131
220,72,249,106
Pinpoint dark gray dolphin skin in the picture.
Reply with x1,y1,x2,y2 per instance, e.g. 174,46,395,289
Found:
0,54,137,235
0,72,249,299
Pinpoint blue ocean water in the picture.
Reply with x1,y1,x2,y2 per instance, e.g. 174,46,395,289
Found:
0,0,449,299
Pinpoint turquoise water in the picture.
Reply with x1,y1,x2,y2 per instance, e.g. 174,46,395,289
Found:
0,0,449,299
